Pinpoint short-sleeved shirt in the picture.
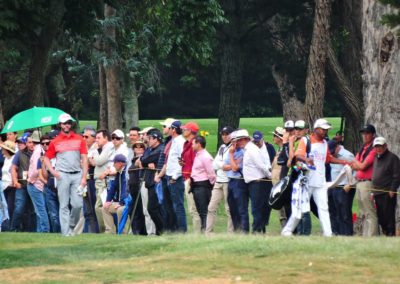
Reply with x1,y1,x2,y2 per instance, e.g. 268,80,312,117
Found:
355,143,376,180
295,134,331,187
45,131,87,172
223,148,243,179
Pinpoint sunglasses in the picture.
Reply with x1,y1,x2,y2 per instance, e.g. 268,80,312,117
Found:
41,142,50,146
134,145,145,149
62,121,73,125
83,135,95,139
112,137,123,141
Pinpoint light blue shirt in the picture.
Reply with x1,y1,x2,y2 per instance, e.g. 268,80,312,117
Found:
224,148,243,179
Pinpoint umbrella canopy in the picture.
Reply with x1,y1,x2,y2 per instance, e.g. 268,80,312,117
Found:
1,107,75,133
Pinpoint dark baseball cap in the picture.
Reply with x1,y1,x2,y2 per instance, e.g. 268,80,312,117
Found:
252,131,263,142
113,154,127,164
171,120,182,130
360,124,376,134
220,126,234,135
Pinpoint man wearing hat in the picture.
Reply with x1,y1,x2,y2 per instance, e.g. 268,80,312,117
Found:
327,140,355,235
10,133,36,232
179,121,201,233
102,154,129,234
350,124,378,236
155,120,187,232
44,113,88,236
371,137,400,236
206,126,234,234
235,129,271,233
282,118,349,237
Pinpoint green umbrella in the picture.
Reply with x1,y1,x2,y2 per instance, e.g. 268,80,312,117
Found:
1,107,75,133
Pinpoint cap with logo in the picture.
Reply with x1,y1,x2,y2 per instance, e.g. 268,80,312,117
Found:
313,118,332,130
17,132,31,144
58,113,73,124
284,120,295,129
171,120,182,130
220,126,234,135
252,131,263,142
373,136,386,147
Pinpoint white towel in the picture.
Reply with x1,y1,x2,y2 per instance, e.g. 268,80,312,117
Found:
327,164,357,189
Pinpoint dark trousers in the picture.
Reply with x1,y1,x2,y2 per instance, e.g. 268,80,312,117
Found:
147,185,164,235
328,189,338,235
43,186,60,233
228,179,249,232
331,186,355,236
375,193,396,236
83,179,98,233
162,177,177,232
248,180,270,233
1,186,16,231
191,180,212,230
129,185,147,235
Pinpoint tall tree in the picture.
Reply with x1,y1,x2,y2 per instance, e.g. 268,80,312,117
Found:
304,0,332,127
361,0,400,156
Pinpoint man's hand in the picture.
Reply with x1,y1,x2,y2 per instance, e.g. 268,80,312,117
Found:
343,184,351,193
178,158,184,167
14,182,22,189
389,192,395,198
114,204,121,210
93,142,99,150
305,157,314,167
135,158,142,168
80,177,87,187
282,132,290,144
351,160,361,171
288,135,296,144
154,175,161,183
148,163,155,169
54,171,61,179
104,201,112,210
230,141,237,153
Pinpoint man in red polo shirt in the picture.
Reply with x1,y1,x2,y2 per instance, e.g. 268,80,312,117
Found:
44,113,88,236
351,124,378,236
179,121,201,233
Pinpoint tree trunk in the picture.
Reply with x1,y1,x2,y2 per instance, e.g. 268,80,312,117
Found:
218,0,245,146
28,0,65,107
104,4,122,131
121,70,140,130
361,0,400,156
271,65,304,121
304,0,332,128
98,63,108,130
0,71,4,128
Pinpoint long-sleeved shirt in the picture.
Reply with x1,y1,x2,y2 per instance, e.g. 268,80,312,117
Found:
28,144,44,191
92,142,114,180
372,150,400,195
223,148,243,179
243,142,271,183
191,149,215,184
156,136,172,170
166,135,185,180
260,142,272,171
213,143,231,183
181,137,196,181
106,169,127,205
141,144,163,188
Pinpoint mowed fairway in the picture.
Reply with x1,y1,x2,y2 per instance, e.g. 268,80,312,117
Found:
2,117,397,283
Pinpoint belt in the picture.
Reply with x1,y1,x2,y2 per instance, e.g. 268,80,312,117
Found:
60,171,80,174
358,179,371,182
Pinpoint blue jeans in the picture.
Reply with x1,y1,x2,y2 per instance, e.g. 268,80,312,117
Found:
296,212,312,235
10,187,36,232
27,184,50,233
162,176,177,232
248,180,269,233
44,186,61,233
167,176,187,232
228,179,249,232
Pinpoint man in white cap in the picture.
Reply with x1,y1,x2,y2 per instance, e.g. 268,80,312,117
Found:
282,118,349,237
371,137,400,236
235,129,271,233
44,113,88,236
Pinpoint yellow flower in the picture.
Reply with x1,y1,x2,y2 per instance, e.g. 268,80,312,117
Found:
205,131,209,136
200,131,205,136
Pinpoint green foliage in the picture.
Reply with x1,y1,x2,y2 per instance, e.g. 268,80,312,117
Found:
379,0,400,33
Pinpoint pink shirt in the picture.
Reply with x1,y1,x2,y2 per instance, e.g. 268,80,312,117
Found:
28,144,45,191
191,149,216,184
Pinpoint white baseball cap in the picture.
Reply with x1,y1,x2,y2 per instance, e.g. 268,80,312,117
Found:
58,113,73,123
159,118,176,128
373,136,386,147
112,129,125,139
139,126,155,134
313,118,332,130
284,120,295,129
295,120,306,129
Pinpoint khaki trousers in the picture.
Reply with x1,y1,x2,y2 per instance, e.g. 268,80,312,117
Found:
206,182,233,234
95,180,107,233
184,179,201,233
356,181,378,236
141,183,156,235
102,202,129,234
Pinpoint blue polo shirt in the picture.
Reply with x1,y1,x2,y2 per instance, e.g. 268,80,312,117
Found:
223,148,243,179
